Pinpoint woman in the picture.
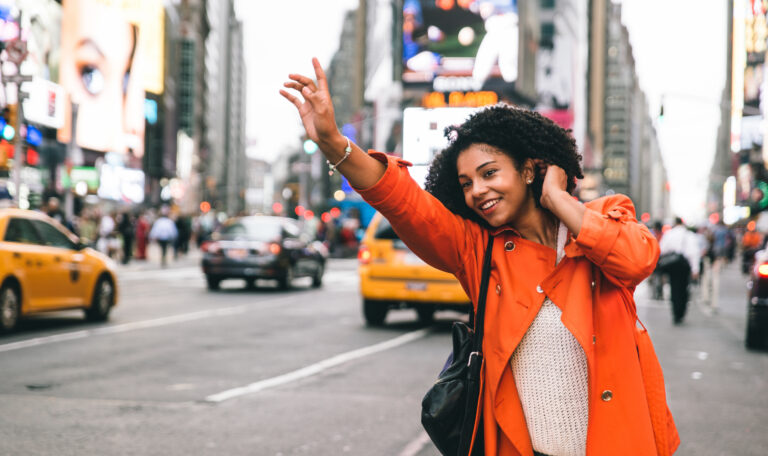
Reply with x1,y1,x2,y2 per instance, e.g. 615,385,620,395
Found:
280,58,679,456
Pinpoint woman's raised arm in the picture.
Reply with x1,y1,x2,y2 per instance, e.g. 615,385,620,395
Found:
279,58,385,189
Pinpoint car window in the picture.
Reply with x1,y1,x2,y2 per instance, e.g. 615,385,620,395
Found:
282,221,301,238
374,217,400,240
3,218,43,245
30,220,77,250
220,218,283,242
373,216,408,250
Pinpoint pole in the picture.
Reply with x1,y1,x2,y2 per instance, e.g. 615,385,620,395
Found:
11,99,23,207
65,102,78,221
298,154,309,211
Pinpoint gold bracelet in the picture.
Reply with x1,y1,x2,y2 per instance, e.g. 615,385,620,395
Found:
326,136,352,176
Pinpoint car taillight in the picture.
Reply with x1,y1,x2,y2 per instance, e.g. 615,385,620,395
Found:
202,241,221,254
758,263,768,278
358,244,371,264
269,243,281,255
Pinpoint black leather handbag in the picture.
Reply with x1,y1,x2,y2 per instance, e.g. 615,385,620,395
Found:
421,235,494,456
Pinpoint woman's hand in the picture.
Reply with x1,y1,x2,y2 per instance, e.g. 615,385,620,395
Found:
279,58,387,189
536,161,585,236
539,163,569,208
279,57,343,147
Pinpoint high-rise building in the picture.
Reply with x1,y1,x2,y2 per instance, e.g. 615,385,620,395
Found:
224,5,247,215
175,0,210,213
202,0,246,215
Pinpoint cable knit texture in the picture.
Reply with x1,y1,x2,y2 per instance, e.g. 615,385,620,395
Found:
509,223,589,456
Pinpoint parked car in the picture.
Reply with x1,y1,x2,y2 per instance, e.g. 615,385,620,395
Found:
746,250,768,349
0,208,118,332
200,215,327,290
358,212,470,326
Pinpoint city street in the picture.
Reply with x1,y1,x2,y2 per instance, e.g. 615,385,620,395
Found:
0,255,766,456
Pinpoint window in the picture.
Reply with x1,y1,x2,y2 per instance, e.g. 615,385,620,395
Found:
30,220,76,250
4,218,43,244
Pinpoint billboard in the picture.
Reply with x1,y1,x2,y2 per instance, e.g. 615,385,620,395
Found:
402,107,478,188
57,0,147,165
17,0,62,81
402,0,519,92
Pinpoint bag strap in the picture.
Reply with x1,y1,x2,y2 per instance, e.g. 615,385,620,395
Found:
471,234,495,352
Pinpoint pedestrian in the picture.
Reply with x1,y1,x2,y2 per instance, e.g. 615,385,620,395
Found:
149,206,178,267
174,214,192,258
649,220,665,300
135,212,150,260
117,211,135,264
281,58,678,456
97,211,118,259
708,219,731,313
658,217,701,323
741,220,763,274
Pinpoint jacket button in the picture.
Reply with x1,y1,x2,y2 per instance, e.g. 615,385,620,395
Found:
504,241,515,251
591,280,596,289
536,285,543,294
601,390,613,402
495,284,501,295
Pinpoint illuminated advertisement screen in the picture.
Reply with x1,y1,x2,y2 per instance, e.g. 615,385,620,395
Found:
57,0,146,165
17,0,62,80
402,0,518,91
402,107,478,188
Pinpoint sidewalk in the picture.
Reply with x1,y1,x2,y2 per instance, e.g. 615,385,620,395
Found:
115,243,202,272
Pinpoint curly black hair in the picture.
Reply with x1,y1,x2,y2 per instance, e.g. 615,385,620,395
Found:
424,104,584,226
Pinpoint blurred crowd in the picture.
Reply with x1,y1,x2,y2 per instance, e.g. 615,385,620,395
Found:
39,197,205,267
649,216,765,324
36,197,366,266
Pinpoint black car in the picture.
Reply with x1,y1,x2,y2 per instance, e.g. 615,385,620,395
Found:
201,216,327,290
746,252,768,349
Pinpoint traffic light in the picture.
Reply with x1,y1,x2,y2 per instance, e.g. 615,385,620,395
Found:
2,104,17,141
303,139,318,155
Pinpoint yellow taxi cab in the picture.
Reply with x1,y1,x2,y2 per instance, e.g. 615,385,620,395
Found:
0,208,118,332
358,212,469,326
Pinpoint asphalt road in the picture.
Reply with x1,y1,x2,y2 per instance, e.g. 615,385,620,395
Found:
0,255,766,456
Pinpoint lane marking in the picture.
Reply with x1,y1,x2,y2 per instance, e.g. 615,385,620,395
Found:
204,328,431,403
0,302,290,354
399,431,433,456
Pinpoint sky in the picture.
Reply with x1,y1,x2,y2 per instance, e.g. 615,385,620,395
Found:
620,0,728,224
235,0,359,163
237,0,729,224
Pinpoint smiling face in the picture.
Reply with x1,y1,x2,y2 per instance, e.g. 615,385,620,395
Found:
457,143,535,228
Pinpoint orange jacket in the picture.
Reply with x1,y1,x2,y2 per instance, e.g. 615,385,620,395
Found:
356,153,679,456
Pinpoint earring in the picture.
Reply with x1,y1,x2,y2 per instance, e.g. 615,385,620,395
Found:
526,179,533,184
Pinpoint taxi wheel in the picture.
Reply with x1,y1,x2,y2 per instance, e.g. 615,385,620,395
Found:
86,277,114,322
0,283,20,332
311,264,324,288
363,299,388,326
278,267,294,290
416,307,435,325
206,275,221,291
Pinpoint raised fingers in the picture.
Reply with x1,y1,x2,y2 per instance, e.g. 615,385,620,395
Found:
312,57,329,92
279,89,303,110
288,73,318,92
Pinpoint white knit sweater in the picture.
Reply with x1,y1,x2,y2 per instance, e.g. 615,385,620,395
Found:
509,223,589,456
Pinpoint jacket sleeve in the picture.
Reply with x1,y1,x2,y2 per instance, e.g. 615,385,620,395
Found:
353,151,480,275
574,194,660,288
